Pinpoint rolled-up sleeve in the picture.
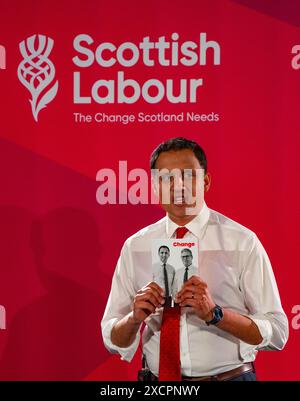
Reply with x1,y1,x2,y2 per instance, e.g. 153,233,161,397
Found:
240,234,289,352
101,240,141,362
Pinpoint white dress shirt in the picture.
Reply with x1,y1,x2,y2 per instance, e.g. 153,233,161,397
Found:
152,262,175,298
101,203,288,376
173,264,198,296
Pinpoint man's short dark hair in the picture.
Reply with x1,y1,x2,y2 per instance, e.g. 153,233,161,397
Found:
158,245,170,253
181,248,193,256
150,137,207,173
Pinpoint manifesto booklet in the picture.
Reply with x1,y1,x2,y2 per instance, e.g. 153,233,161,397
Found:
152,238,199,300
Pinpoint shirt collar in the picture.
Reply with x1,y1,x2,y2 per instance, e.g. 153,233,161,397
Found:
166,202,210,239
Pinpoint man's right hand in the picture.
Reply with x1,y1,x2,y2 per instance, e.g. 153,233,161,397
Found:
111,282,165,348
132,282,165,323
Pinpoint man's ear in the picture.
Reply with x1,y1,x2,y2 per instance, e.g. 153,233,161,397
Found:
204,172,211,192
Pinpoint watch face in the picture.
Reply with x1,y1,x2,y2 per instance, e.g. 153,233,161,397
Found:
215,306,223,320
206,305,223,325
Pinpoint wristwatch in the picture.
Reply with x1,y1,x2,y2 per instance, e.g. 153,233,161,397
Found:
205,305,223,326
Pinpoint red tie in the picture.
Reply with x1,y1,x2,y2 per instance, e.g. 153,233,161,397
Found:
176,227,189,239
158,226,189,381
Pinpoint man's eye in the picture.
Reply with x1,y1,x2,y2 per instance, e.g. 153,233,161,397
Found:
161,175,172,182
184,170,193,178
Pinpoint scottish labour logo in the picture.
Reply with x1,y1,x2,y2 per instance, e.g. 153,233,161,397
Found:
18,34,58,122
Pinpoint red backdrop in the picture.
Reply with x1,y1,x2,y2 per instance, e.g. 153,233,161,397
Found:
0,0,299,380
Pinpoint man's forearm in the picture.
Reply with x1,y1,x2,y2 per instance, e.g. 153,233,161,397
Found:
215,308,263,345
111,312,141,348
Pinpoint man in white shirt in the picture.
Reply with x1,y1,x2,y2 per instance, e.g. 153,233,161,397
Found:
101,137,288,381
173,249,198,297
152,245,175,307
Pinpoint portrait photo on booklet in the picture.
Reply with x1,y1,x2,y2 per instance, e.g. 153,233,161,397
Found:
152,239,199,307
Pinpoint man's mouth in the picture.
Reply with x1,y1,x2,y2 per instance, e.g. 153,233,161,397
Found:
174,195,186,205
173,195,195,207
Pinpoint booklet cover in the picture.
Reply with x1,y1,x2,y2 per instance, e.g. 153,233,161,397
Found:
152,238,199,301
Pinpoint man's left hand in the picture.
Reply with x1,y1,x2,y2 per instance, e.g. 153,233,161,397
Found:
175,275,216,322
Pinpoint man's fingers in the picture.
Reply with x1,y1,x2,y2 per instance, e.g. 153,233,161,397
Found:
177,284,207,298
137,282,165,304
179,299,198,308
147,285,165,303
177,291,195,300
177,274,207,293
176,290,206,302
135,300,156,314
136,292,162,308
185,275,205,286
147,282,165,296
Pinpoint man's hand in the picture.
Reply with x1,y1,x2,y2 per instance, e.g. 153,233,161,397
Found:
175,275,215,321
111,282,165,348
132,282,165,324
174,275,263,345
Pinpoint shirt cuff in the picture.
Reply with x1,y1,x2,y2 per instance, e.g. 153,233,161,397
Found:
102,318,141,362
250,316,273,349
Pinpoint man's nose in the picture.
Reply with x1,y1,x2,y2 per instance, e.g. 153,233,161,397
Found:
173,174,186,193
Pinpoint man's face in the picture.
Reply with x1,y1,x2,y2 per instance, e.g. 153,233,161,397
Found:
153,149,210,223
159,247,170,264
181,250,193,268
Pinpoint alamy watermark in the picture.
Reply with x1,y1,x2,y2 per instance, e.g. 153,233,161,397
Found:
291,305,300,330
291,45,300,70
0,44,6,70
96,163,205,215
0,305,6,330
